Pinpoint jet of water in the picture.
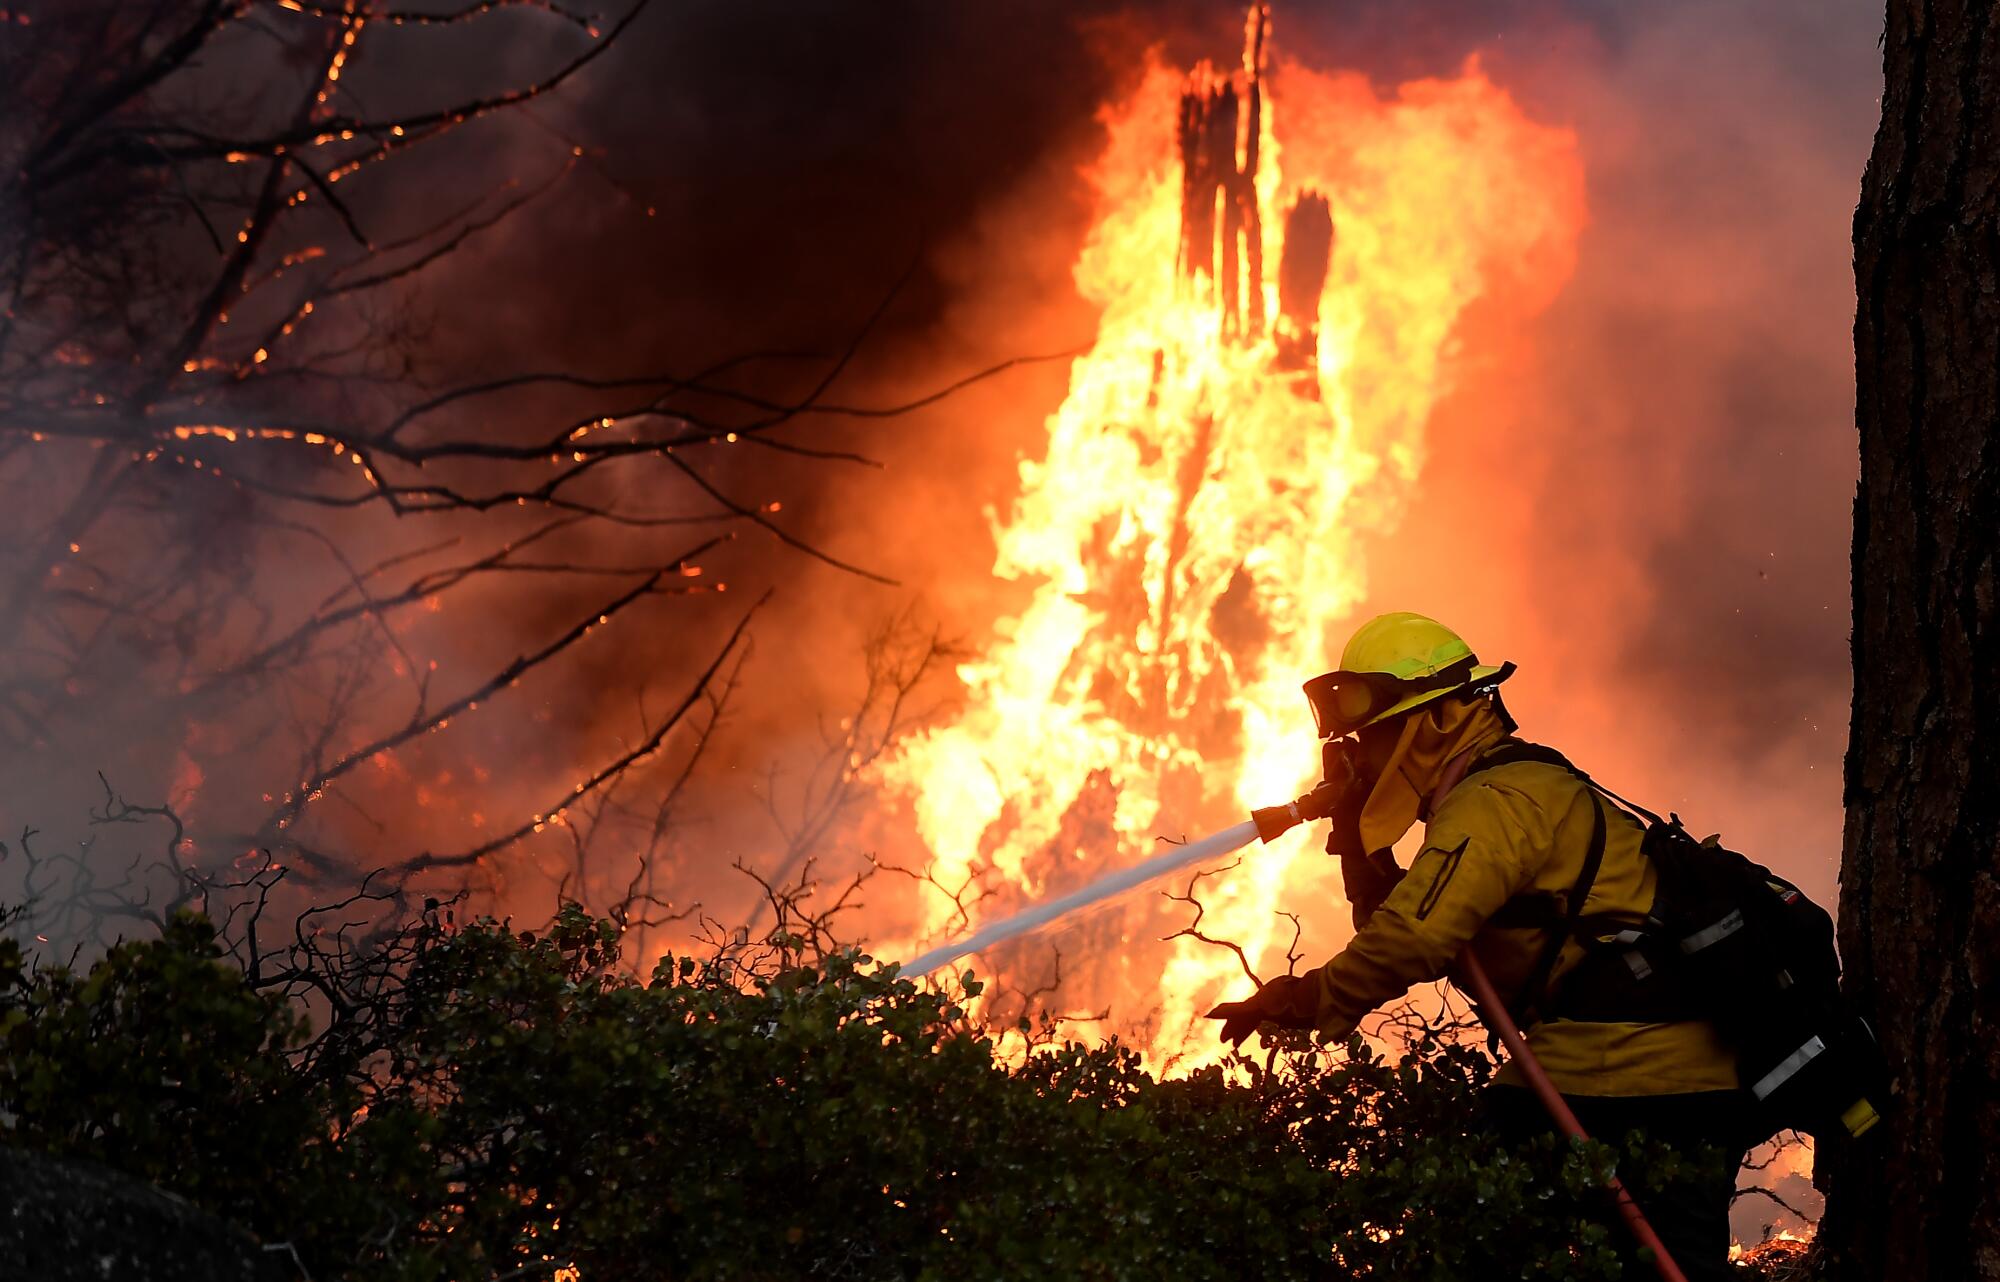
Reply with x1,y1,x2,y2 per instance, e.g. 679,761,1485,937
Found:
895,819,1262,978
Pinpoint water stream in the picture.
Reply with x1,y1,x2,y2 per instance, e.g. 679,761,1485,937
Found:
895,819,1263,978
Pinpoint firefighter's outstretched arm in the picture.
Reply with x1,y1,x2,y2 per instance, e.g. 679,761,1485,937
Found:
1307,800,1540,1040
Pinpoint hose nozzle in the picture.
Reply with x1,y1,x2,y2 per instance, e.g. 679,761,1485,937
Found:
1251,738,1365,843
1252,780,1341,843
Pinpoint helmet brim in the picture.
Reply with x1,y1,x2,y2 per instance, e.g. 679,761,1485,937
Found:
1357,661,1512,732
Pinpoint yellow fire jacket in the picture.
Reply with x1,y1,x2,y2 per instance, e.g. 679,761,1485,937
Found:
1309,757,1739,1097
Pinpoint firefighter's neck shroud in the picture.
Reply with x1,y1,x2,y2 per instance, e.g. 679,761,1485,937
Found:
1355,692,1512,855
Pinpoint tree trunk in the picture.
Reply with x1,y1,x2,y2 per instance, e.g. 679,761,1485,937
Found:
1824,2,2000,1279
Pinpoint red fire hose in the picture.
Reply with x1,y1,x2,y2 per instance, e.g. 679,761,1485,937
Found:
1456,951,1690,1282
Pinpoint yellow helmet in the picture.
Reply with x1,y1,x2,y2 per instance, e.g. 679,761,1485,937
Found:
1303,612,1512,738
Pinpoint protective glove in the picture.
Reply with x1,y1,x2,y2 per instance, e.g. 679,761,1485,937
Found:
1204,972,1322,1047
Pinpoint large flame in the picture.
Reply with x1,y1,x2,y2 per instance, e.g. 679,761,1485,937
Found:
878,34,1586,1066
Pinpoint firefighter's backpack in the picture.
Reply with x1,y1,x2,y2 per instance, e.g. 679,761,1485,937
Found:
1471,741,1888,1144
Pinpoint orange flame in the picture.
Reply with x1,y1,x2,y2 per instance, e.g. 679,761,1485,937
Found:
875,32,1586,1068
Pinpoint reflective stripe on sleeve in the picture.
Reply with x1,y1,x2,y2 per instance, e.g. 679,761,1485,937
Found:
1750,1035,1826,1100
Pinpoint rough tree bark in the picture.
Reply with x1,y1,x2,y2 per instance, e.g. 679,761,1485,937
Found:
1824,2,1999,1279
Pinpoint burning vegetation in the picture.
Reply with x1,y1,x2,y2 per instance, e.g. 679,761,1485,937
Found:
876,8,1585,1065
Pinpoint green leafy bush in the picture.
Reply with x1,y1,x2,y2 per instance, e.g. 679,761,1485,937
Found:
0,907,1753,1280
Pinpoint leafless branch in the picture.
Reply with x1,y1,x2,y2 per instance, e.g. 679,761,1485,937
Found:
1160,856,1260,985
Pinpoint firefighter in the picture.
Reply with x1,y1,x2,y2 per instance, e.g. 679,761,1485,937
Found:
1206,611,1763,1280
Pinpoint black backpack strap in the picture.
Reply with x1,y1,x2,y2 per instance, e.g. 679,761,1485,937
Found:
1465,738,1667,828
1462,738,1575,779
1580,778,1668,829
1486,896,1563,930
1461,739,1608,1022
1514,791,1605,1023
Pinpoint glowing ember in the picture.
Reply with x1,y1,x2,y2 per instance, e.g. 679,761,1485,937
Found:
877,13,1586,1065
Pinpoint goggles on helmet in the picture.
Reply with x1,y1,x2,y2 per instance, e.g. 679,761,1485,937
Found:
1301,656,1480,740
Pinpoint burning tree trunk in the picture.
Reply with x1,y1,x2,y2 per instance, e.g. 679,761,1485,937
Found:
1821,2,2000,1277
1177,5,1269,342
1175,5,1328,386
1274,191,1333,380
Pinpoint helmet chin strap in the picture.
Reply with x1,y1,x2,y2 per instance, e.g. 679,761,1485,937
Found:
1466,664,1520,733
